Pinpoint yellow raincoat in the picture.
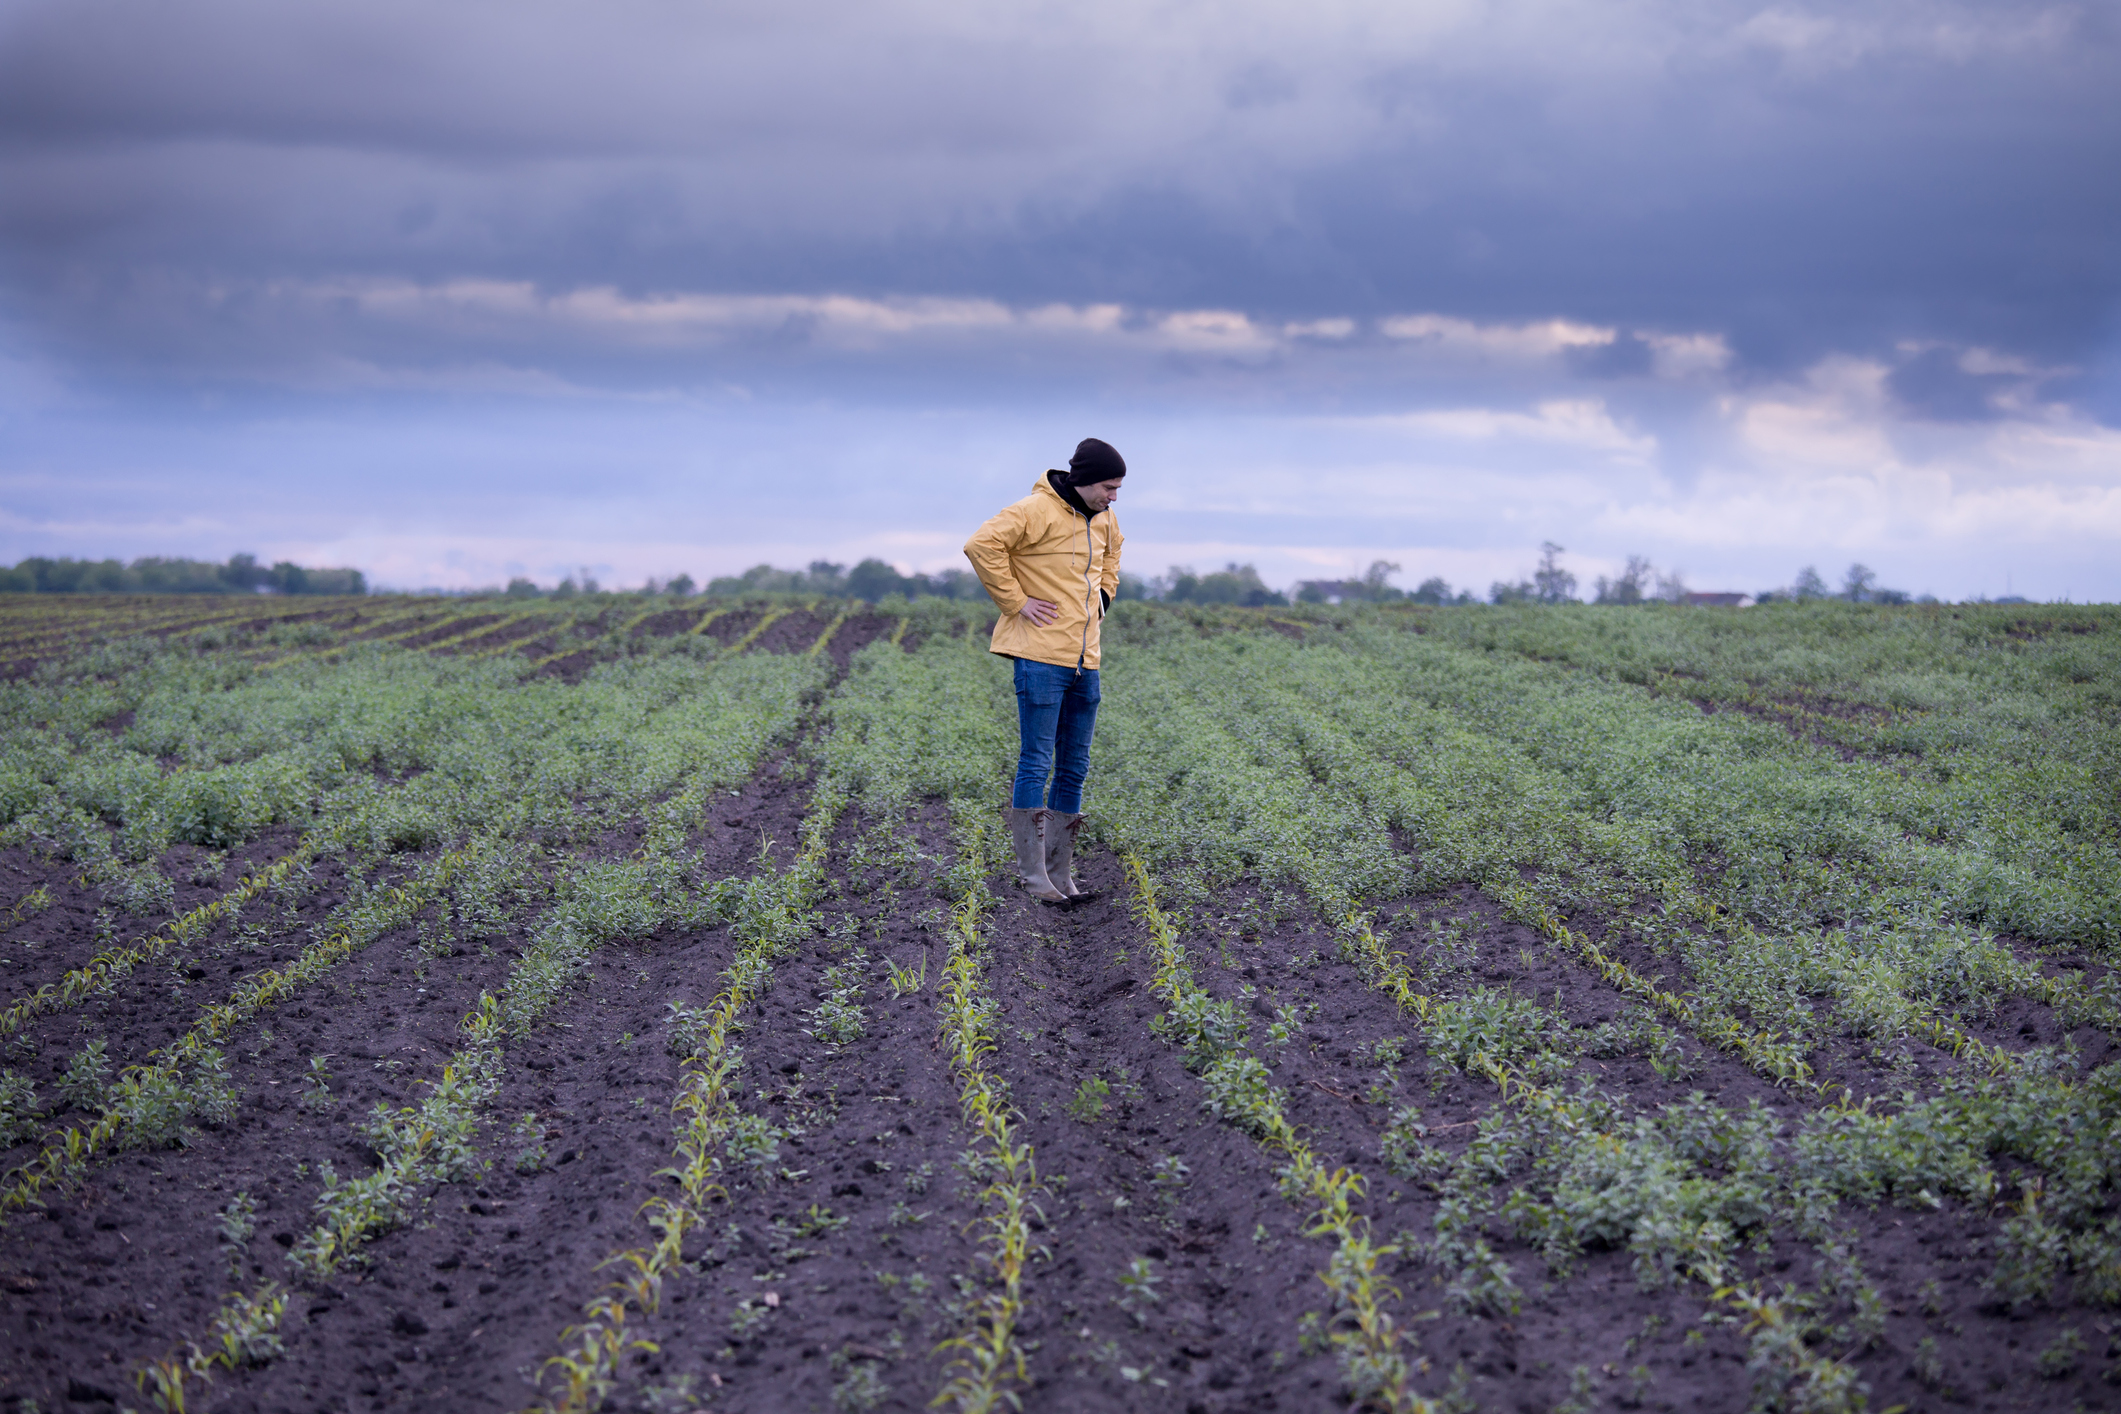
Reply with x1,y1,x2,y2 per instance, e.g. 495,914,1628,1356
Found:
963,476,1124,669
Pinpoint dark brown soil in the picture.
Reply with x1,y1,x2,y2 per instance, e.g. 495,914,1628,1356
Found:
0,827,309,1006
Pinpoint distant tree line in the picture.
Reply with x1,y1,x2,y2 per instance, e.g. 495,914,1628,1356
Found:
0,553,366,596
674,558,1287,606
1755,563,1926,604
502,558,1161,605
495,545,1964,609
1299,560,1474,606
1297,546,1946,608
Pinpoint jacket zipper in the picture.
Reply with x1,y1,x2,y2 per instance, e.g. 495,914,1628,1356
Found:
1078,512,1094,671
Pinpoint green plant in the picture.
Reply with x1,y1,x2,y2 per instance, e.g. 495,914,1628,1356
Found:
804,951,869,1045
790,1204,850,1238
192,1283,287,1371
513,1112,549,1173
731,1296,773,1338
723,1113,789,1182
1066,1076,1110,1121
885,950,928,996
299,1055,333,1112
664,1001,712,1057
1150,1155,1191,1226
1266,1002,1304,1047
8,884,51,922
2036,1328,2086,1379
1116,1256,1162,1326
1556,1364,1597,1414
0,1071,41,1147
217,1190,257,1275
828,1347,890,1411
56,1040,111,1113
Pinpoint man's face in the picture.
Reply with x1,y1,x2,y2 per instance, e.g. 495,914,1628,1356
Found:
1078,478,1123,512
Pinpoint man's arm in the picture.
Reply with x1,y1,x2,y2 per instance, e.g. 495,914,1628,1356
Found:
964,503,1032,618
1098,515,1123,612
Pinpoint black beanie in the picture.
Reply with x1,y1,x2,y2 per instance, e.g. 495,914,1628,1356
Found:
1064,437,1126,486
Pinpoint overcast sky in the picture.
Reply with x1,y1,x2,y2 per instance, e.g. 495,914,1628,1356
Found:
2,0,2116,598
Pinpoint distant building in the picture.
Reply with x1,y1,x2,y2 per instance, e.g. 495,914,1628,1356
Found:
1684,592,1753,607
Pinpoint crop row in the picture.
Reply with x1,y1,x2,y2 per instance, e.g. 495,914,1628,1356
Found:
529,787,843,1413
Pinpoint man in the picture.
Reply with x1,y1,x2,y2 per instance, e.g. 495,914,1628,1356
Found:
963,437,1126,905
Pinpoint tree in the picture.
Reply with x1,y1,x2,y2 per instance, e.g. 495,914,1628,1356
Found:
1842,563,1877,602
1163,563,1288,607
846,558,910,602
1791,565,1830,600
1593,554,1654,605
665,573,696,597
1489,578,1535,605
1410,576,1456,605
220,553,266,592
505,577,540,598
1357,560,1403,601
1533,542,1577,604
0,553,361,595
927,568,984,600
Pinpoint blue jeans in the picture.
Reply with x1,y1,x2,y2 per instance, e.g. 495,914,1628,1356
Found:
1010,659,1100,813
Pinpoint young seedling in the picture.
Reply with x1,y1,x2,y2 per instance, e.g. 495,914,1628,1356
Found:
884,950,928,997
7,884,52,923
1366,1036,1405,1104
57,1040,112,1113
299,1056,334,1112
513,1113,550,1173
1149,1156,1190,1227
664,1001,712,1057
1067,1076,1111,1121
723,1113,789,1184
0,1073,38,1148
2035,1328,2085,1379
731,1296,773,1338
792,1204,850,1238
805,952,869,1045
1266,1003,1304,1048
827,1347,890,1412
217,1190,258,1277
1116,1257,1162,1327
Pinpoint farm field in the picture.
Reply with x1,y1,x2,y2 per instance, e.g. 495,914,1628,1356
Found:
0,591,2117,1414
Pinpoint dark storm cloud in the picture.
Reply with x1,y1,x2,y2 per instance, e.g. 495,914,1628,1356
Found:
1,0,2116,397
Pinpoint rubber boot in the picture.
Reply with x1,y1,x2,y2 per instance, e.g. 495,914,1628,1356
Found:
1043,812,1101,904
1005,807,1069,904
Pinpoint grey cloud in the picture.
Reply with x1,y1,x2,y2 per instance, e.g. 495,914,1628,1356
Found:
1566,334,1655,379
0,0,2115,402
1885,347,2013,421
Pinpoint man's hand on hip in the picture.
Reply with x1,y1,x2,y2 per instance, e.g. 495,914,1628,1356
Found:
1018,598,1058,627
